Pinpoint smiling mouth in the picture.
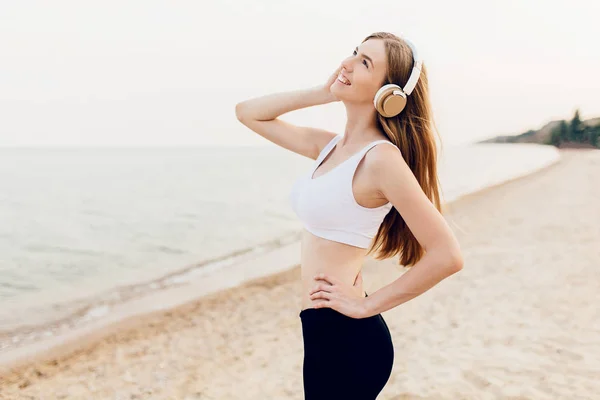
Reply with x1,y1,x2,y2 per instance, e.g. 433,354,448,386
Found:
337,72,351,85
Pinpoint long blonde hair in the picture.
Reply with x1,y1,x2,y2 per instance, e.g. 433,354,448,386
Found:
364,32,445,267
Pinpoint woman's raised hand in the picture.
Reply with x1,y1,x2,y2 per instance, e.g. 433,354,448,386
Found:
320,65,342,103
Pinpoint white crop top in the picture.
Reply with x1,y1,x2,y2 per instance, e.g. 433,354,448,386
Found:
289,134,399,248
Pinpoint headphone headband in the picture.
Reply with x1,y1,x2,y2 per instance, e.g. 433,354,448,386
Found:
401,38,422,96
372,36,424,118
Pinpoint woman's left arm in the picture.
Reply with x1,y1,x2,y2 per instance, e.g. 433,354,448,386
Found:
361,145,464,318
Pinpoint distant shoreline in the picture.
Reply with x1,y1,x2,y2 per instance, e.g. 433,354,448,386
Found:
479,112,600,149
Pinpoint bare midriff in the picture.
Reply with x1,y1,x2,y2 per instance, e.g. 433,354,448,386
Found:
300,229,369,311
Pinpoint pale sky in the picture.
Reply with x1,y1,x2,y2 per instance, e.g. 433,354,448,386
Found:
0,0,598,147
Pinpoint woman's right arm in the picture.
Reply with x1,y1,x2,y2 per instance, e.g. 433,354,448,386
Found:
235,67,341,160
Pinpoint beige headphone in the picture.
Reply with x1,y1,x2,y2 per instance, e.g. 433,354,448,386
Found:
373,38,423,118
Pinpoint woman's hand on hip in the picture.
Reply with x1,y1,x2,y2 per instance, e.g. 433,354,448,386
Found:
309,273,369,319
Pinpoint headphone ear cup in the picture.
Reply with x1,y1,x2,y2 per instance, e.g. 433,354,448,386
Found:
382,91,406,118
374,84,406,118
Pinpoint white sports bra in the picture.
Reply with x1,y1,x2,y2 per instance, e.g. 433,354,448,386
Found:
289,134,399,248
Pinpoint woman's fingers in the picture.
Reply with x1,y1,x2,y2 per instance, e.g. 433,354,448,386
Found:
314,273,338,286
309,282,334,295
313,299,336,309
310,290,332,300
325,65,342,88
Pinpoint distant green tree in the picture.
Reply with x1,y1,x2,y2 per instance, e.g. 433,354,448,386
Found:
583,125,593,143
559,120,569,142
570,109,584,142
589,125,600,147
549,125,562,146
564,120,573,141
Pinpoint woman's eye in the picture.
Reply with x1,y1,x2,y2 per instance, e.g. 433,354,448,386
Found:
352,50,368,68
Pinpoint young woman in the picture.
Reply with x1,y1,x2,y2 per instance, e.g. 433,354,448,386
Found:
236,32,463,399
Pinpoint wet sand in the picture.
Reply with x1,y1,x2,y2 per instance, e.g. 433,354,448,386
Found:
1,149,599,399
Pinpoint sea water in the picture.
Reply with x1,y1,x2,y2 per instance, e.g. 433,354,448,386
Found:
0,142,559,341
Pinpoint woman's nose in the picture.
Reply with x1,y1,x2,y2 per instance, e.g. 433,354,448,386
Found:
341,59,353,72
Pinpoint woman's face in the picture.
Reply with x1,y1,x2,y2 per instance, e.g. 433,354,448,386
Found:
330,38,388,106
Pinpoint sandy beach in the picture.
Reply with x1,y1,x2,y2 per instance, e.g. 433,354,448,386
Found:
1,148,599,399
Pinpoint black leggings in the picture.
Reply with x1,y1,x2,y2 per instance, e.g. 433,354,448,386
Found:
299,293,394,399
